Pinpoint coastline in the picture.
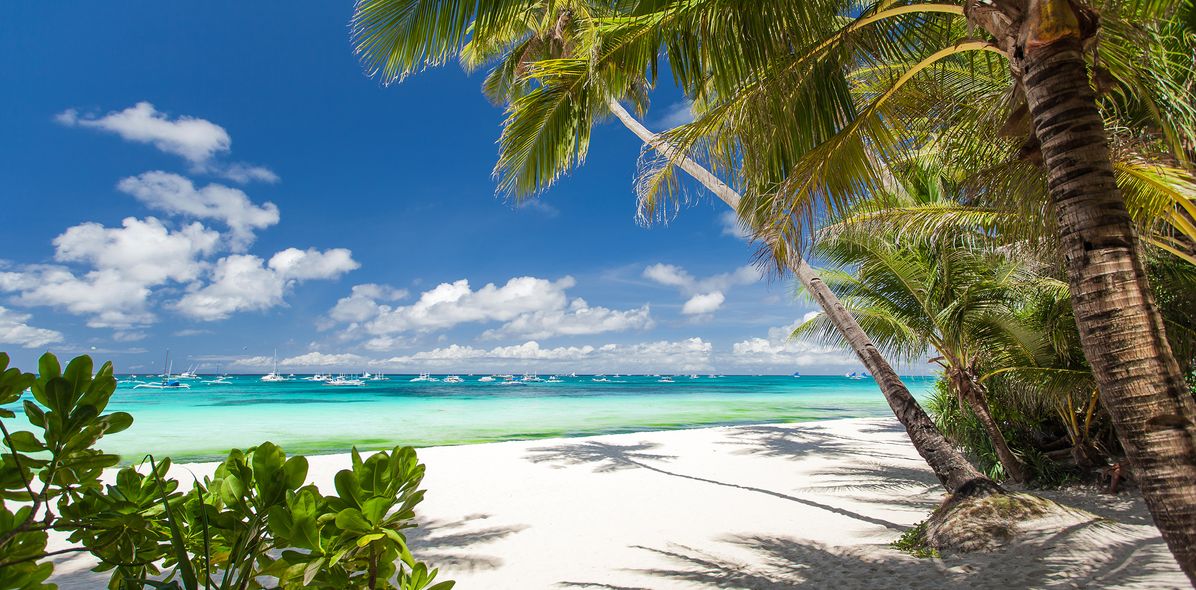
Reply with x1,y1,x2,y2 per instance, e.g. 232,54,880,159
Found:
48,417,1185,589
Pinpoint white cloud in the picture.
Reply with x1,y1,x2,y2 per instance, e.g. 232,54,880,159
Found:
281,351,369,368
719,211,752,241
0,307,63,348
176,248,359,321
117,171,279,249
328,276,651,341
730,321,857,369
481,298,653,339
57,102,276,184
643,263,760,316
0,217,220,328
372,337,712,373
653,99,695,129
681,292,725,315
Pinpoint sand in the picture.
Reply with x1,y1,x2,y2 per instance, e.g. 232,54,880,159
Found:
47,417,1187,589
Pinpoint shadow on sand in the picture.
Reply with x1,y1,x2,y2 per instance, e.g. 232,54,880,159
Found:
408,513,528,571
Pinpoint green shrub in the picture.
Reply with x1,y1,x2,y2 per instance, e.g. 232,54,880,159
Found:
0,352,453,590
890,521,939,559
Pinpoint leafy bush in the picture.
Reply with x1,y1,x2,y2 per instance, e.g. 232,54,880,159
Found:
0,352,453,590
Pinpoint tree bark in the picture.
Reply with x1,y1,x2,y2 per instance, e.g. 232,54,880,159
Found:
950,369,1027,482
607,98,987,492
1018,20,1196,582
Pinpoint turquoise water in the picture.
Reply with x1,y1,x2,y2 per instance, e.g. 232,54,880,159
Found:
6,374,937,462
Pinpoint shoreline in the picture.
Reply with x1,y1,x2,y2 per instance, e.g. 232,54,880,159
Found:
50,417,1185,589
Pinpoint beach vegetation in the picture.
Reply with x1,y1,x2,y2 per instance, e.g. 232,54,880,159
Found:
890,521,938,559
0,352,453,590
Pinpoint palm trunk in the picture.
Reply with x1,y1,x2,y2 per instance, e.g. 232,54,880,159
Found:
1018,27,1196,582
607,98,986,492
950,369,1027,482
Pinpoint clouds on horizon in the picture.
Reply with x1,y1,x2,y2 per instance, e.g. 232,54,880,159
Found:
642,262,761,317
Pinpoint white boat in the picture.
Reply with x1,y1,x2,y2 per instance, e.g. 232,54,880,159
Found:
201,375,231,385
410,373,438,382
546,376,563,383
498,376,526,386
592,377,610,383
443,375,464,383
175,364,201,380
478,375,496,382
261,350,290,382
325,375,365,386
134,351,190,389
846,371,865,380
305,373,330,382
368,373,389,381
521,373,543,382
792,372,801,378
688,374,699,379
658,376,675,383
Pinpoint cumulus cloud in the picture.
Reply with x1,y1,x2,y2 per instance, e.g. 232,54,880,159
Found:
730,320,857,370
643,263,760,316
328,276,651,341
176,248,359,321
0,217,220,328
0,306,64,348
57,102,276,184
653,99,695,129
117,171,279,249
372,337,712,373
719,211,752,241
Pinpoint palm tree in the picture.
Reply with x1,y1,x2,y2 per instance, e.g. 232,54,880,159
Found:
586,0,1196,578
349,0,988,491
797,168,1031,481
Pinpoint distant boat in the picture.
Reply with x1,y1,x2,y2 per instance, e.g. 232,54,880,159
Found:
498,376,526,386
546,376,563,383
325,375,365,387
478,375,496,382
521,373,543,383
846,371,865,380
368,373,389,381
792,372,801,378
135,350,190,389
261,350,289,382
592,377,610,383
410,373,438,382
443,375,464,383
658,376,675,383
305,373,330,382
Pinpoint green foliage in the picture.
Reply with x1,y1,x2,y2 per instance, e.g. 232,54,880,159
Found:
0,352,453,590
890,521,938,559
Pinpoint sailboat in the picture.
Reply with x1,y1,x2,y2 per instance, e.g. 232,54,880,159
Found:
792,372,801,378
261,350,289,382
134,351,191,390
845,371,865,380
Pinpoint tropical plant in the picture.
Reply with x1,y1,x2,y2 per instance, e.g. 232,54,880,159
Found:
578,0,1196,579
0,352,452,590
349,0,987,493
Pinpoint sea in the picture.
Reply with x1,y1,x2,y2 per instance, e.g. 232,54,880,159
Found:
8,374,939,462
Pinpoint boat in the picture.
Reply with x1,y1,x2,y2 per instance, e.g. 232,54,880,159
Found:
325,375,365,386
792,372,801,378
478,375,496,382
443,375,464,383
546,375,563,383
304,373,330,382
846,371,865,380
498,376,526,386
410,373,438,382
521,373,543,382
134,351,191,389
592,377,610,383
175,364,201,379
688,374,699,379
368,373,389,381
261,350,290,382
658,376,675,383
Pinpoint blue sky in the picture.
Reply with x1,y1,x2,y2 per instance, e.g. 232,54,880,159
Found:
0,1,874,375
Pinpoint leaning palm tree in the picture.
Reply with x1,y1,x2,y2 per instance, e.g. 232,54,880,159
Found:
586,0,1196,578
349,0,987,492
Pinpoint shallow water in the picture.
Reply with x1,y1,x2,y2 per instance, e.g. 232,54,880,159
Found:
7,374,937,462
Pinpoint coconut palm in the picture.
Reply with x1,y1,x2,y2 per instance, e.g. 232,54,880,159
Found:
585,0,1196,577
350,0,987,491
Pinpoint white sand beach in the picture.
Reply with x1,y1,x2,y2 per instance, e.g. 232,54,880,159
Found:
48,418,1186,589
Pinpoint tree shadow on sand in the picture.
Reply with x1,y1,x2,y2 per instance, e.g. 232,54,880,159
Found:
560,525,1184,589
721,424,915,464
526,441,908,531
406,513,528,572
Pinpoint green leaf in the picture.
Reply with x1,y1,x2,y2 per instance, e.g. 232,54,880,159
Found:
355,532,385,547
283,456,308,490
38,352,61,381
103,411,134,435
5,430,45,452
22,401,45,428
334,508,372,533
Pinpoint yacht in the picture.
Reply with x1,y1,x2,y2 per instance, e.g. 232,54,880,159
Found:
304,373,330,382
792,372,801,378
521,373,543,383
478,375,496,382
443,375,464,383
658,376,675,383
546,375,563,383
261,350,289,382
498,376,526,386
846,371,865,380
410,373,438,382
325,375,365,386
175,364,201,380
368,373,389,381
134,351,191,390
201,375,231,385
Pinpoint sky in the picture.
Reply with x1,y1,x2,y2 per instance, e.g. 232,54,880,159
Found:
0,1,884,375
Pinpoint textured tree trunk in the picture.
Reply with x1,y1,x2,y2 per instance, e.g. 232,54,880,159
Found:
950,369,1027,482
607,99,986,492
1019,26,1196,582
